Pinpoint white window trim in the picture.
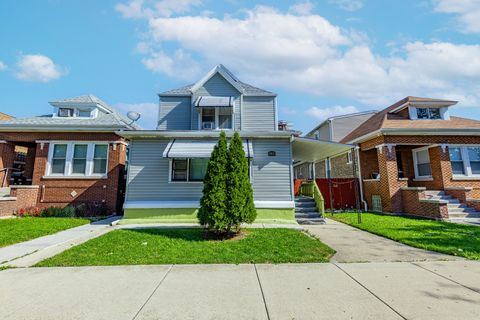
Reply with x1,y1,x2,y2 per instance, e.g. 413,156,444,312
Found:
45,142,109,178
412,146,432,179
168,158,204,183
347,151,353,164
409,106,446,120
198,107,234,130
52,107,96,119
448,145,480,178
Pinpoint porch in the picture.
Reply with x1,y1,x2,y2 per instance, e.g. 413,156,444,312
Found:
359,140,480,221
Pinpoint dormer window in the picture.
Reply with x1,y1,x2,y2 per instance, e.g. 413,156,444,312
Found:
416,107,441,120
77,108,92,118
58,108,74,117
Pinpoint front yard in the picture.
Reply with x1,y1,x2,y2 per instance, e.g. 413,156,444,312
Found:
0,217,90,248
330,213,480,260
36,228,334,266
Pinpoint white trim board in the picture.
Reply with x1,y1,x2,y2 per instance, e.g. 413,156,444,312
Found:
124,200,295,209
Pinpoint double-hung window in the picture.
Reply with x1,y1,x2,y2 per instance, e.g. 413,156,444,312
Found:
200,107,233,130
171,158,209,182
448,146,480,177
413,148,432,178
47,142,109,177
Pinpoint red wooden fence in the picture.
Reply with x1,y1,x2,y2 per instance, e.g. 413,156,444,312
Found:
315,178,359,210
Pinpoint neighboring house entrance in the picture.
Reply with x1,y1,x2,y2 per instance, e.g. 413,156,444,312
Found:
316,178,360,211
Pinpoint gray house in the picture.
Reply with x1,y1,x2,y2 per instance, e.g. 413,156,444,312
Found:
119,65,350,222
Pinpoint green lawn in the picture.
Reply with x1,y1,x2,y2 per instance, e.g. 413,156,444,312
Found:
0,217,90,248
120,208,296,225
330,213,480,260
36,228,334,266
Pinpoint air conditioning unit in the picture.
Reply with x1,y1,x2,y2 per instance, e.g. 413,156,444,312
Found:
202,122,214,130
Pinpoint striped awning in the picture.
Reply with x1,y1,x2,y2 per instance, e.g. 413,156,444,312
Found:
163,139,254,158
194,96,234,107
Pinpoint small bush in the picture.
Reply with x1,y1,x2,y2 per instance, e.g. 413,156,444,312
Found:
75,202,108,217
15,206,41,217
40,206,75,218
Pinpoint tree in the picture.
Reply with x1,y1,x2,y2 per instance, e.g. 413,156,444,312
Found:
198,131,229,233
226,131,257,231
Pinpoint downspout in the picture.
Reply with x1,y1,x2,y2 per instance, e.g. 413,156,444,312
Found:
355,146,368,211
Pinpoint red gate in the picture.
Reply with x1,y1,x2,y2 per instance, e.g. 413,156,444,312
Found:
316,178,359,211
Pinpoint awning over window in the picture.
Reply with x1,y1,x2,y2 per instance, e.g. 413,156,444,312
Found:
163,139,254,158
292,137,354,162
194,96,234,107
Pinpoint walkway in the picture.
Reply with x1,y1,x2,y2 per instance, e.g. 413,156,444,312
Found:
1,261,479,319
305,218,462,262
0,216,118,267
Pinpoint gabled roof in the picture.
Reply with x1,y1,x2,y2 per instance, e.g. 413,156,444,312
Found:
0,94,140,131
305,110,377,138
340,96,479,144
159,64,276,97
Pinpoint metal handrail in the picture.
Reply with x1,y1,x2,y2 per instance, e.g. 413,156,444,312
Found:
0,167,20,188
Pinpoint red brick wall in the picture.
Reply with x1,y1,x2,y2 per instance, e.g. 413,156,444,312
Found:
0,186,39,216
402,188,449,219
0,142,16,186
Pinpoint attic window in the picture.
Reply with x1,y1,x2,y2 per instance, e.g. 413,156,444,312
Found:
78,109,92,118
416,108,441,120
58,108,74,117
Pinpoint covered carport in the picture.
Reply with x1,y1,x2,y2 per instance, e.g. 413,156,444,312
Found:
291,137,363,211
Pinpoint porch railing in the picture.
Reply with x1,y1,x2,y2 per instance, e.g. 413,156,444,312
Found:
0,167,19,188
298,180,325,216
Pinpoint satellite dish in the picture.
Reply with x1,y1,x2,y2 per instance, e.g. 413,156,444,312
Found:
127,111,141,124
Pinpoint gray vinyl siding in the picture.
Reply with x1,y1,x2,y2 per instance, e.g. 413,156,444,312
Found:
125,138,293,204
331,113,374,142
191,73,241,130
242,96,276,131
306,123,331,140
251,138,293,201
126,139,203,201
157,96,191,130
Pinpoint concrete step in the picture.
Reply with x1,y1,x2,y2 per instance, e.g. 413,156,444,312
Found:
294,201,316,208
295,207,318,213
296,218,326,225
449,217,480,225
447,203,469,209
425,190,446,196
294,197,315,203
0,196,17,201
448,212,480,218
295,212,322,219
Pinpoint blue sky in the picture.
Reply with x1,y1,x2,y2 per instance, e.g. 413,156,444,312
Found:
1,0,480,132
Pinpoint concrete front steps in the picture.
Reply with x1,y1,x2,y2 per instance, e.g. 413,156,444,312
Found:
294,196,325,225
0,187,16,201
425,190,480,224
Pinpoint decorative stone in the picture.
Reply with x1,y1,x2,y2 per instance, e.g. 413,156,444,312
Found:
70,190,78,198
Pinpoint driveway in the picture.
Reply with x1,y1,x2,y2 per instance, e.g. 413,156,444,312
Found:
306,218,462,262
1,261,479,319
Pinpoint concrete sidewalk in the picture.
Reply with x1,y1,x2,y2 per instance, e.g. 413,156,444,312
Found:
0,216,118,267
306,218,462,262
1,261,479,319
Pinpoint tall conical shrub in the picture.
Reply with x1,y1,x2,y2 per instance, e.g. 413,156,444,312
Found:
198,131,229,232
227,131,256,231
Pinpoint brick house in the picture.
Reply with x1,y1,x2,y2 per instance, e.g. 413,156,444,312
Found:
341,96,480,222
0,95,139,216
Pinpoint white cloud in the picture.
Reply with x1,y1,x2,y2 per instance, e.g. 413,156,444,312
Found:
119,3,480,107
115,0,203,19
114,102,158,129
289,1,314,15
305,105,359,120
329,0,364,11
14,54,65,83
0,61,6,71
434,0,480,33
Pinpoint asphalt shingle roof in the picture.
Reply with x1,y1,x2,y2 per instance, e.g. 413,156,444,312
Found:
0,95,140,130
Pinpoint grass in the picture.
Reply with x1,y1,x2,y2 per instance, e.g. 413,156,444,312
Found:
330,212,480,260
36,228,334,266
120,208,296,225
0,217,90,248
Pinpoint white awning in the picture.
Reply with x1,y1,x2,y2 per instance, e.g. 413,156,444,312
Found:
163,139,254,158
292,137,354,162
194,96,234,107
